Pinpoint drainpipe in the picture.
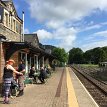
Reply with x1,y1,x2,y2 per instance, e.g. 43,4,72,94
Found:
22,11,24,42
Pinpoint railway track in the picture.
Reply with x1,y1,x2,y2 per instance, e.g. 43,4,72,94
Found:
70,65,107,107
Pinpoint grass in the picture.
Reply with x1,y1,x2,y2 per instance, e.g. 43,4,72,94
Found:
80,64,98,68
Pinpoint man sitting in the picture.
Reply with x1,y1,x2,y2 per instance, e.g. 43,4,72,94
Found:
38,67,47,84
29,66,36,78
29,66,39,83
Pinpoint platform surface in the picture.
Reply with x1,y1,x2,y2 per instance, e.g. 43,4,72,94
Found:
0,67,99,107
68,67,99,107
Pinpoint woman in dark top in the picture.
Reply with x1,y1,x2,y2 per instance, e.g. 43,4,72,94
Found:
29,66,36,78
38,67,47,83
3,59,22,104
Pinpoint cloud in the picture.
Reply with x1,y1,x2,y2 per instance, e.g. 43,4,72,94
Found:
95,30,107,37
26,0,107,51
35,27,77,51
78,30,107,51
81,40,107,51
84,30,107,41
24,28,30,34
46,20,65,29
27,0,107,28
80,24,101,32
35,29,53,40
79,21,107,32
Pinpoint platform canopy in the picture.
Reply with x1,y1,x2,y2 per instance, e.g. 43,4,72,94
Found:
3,41,56,60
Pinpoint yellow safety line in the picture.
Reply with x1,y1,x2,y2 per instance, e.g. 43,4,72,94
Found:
66,67,79,107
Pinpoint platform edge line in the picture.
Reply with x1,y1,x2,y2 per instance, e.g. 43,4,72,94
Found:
71,68,99,107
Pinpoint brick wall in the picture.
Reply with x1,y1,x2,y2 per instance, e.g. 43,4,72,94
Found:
45,58,49,65
0,42,5,93
0,43,19,93
45,58,51,68
0,43,1,91
10,51,19,69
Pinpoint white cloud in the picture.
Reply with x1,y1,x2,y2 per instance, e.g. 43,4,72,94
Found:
79,21,107,32
35,29,53,40
81,40,107,51
24,28,30,34
55,27,76,51
35,27,77,51
81,24,101,32
78,30,107,51
95,30,107,37
26,0,107,51
27,0,107,28
84,30,107,41
46,20,64,29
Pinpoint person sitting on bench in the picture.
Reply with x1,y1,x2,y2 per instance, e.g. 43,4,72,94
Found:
38,67,47,83
29,66,36,78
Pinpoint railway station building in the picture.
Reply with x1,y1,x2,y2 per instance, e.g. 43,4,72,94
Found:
0,0,56,93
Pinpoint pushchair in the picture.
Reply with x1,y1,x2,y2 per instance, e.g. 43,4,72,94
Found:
11,79,19,96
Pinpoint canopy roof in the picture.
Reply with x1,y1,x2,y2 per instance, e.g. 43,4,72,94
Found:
3,41,56,60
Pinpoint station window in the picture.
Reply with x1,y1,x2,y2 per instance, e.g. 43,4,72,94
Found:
9,15,11,28
16,21,21,34
13,19,16,31
16,21,18,33
5,13,8,27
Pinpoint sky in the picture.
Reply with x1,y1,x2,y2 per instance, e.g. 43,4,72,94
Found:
13,0,107,52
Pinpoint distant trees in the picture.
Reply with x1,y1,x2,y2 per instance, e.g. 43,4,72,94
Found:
68,48,84,64
68,46,107,64
84,47,107,64
52,47,68,65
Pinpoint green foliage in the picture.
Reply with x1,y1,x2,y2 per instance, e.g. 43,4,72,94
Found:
52,47,68,63
68,48,84,64
68,46,107,64
84,47,107,64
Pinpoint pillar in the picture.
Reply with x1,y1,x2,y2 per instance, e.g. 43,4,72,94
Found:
36,55,38,70
42,56,44,67
25,53,28,74
38,59,40,70
30,56,31,69
34,55,36,68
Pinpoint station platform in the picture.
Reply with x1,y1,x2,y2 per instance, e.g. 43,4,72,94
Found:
68,67,99,107
0,67,99,107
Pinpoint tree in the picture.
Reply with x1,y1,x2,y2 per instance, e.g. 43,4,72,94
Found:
102,46,107,61
84,47,107,64
52,47,68,63
68,46,107,65
68,48,84,64
92,47,106,64
84,49,93,64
